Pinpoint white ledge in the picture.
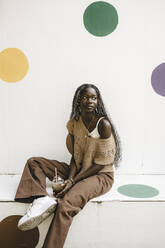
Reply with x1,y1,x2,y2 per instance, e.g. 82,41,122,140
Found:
0,174,165,202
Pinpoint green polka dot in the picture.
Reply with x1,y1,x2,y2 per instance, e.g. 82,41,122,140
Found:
83,1,118,37
118,184,159,198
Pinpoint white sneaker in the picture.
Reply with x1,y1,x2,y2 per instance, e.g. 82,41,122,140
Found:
18,196,57,231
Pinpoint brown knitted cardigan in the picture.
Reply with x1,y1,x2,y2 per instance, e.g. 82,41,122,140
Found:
66,116,116,173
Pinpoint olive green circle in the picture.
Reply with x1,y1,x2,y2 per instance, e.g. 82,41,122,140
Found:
83,1,118,37
118,184,159,198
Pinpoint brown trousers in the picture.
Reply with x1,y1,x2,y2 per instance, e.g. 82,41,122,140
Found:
15,157,114,248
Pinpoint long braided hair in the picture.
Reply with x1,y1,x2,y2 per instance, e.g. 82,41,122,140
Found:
70,83,122,169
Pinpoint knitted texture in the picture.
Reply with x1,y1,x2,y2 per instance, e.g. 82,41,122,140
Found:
66,117,116,173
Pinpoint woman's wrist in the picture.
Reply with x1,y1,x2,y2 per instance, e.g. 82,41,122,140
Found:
68,177,75,185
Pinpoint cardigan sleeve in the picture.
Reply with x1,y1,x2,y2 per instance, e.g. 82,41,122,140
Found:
66,119,74,135
93,138,116,165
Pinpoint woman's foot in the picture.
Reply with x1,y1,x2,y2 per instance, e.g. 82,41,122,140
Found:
18,196,57,231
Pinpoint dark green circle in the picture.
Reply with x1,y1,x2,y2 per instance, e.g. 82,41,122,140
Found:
83,1,118,37
118,184,159,198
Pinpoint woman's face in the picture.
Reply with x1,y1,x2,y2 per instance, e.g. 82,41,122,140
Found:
80,87,98,113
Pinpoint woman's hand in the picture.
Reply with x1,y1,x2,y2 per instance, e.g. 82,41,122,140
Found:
56,180,73,198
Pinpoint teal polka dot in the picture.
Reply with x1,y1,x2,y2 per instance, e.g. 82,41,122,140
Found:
118,184,159,198
83,1,118,37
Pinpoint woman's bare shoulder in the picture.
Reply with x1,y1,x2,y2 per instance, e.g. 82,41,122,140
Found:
98,118,111,139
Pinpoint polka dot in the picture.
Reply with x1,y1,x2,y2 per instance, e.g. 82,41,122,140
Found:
0,215,39,247
151,63,165,96
0,48,29,83
118,184,159,198
83,1,118,37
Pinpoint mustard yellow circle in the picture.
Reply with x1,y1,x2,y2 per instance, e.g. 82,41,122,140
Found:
0,48,29,83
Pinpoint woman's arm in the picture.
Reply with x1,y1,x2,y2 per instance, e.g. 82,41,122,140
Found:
67,134,77,179
68,156,77,179
98,118,111,139
56,163,103,198
56,134,77,198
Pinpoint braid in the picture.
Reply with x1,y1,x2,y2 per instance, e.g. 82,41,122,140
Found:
70,83,122,169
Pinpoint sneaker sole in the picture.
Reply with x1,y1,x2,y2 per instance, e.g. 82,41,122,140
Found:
18,203,57,231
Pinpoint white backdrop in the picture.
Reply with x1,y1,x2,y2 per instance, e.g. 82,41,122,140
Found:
0,0,165,174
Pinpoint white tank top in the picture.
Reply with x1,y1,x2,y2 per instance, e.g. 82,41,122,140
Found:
89,117,104,139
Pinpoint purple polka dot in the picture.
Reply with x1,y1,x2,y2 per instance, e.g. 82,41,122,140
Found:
151,63,165,96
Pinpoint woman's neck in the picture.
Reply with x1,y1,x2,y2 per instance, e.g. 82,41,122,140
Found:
81,111,95,121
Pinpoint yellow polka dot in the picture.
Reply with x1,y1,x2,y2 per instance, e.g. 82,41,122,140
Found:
0,48,29,83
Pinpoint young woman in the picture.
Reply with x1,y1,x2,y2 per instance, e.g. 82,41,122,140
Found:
15,83,121,248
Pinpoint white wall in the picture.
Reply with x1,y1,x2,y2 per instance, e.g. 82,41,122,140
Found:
0,0,165,174
1,202,165,248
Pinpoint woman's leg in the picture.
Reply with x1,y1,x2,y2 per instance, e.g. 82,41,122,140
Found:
15,157,70,231
42,172,114,248
15,156,70,203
